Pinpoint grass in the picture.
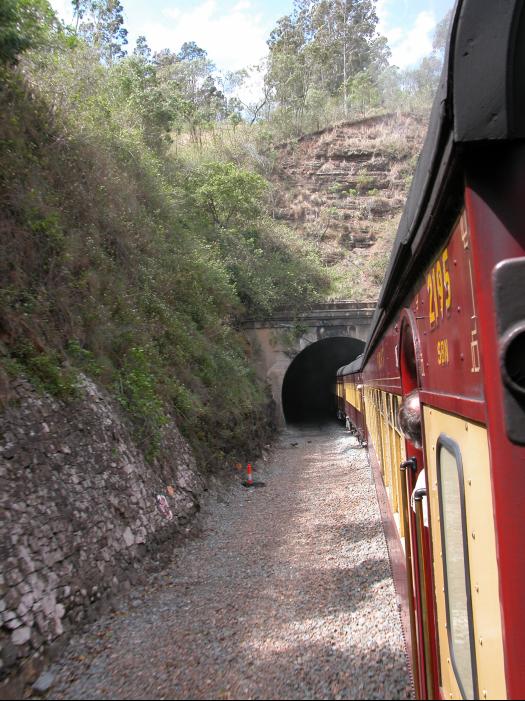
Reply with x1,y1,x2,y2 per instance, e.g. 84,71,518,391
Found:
0,49,330,468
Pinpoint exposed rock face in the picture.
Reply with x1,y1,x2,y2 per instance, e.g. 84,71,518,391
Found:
270,113,425,299
0,375,203,682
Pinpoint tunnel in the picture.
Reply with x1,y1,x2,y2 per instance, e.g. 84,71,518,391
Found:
282,336,365,424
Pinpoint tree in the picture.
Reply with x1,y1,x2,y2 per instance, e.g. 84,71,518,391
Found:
154,43,229,143
0,0,58,66
399,55,442,111
73,0,128,64
266,0,389,131
133,35,151,61
266,11,314,133
374,7,452,116
220,67,271,125
433,9,453,57
191,162,268,229
110,53,183,150
347,68,381,115
307,0,389,115
177,41,207,63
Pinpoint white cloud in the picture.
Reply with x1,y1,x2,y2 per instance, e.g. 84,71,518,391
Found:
136,0,269,73
234,62,266,108
233,0,251,11
377,2,437,69
49,0,75,25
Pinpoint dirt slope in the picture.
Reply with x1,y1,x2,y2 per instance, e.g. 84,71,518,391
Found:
270,114,426,300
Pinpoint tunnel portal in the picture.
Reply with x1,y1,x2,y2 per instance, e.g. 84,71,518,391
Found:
282,336,365,424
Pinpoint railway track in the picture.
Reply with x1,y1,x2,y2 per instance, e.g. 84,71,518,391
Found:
43,425,412,700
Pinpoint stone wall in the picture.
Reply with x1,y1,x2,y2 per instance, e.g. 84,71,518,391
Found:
0,375,204,684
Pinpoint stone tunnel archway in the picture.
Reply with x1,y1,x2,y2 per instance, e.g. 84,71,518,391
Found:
281,336,365,424
241,302,374,426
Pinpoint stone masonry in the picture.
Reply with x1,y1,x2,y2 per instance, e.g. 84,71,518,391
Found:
0,375,204,685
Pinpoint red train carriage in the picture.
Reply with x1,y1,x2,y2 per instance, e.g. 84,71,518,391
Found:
337,2,525,699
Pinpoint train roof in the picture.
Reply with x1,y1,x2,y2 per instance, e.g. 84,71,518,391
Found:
337,354,364,377
363,0,525,361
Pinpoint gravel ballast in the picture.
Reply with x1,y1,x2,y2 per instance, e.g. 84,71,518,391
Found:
45,425,413,700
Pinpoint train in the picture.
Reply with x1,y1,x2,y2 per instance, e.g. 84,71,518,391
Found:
335,1,525,699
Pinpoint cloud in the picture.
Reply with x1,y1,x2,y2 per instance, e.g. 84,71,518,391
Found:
135,0,270,72
49,0,75,25
377,2,437,68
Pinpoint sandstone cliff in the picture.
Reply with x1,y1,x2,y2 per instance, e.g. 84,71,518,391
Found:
270,114,425,300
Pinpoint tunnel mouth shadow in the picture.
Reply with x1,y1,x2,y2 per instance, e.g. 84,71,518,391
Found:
282,336,364,425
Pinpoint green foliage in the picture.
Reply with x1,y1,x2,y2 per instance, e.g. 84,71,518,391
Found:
328,182,344,194
0,28,330,467
265,0,389,137
347,69,381,116
433,10,453,56
190,162,268,228
67,340,102,377
73,0,128,64
116,347,168,459
356,174,374,193
187,217,330,316
368,252,389,285
264,2,450,139
279,321,309,350
153,43,232,144
0,0,57,66
9,341,78,398
109,53,182,150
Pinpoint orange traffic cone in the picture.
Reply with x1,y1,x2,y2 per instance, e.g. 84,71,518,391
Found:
242,462,265,488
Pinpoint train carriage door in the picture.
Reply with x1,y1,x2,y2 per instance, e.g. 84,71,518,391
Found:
399,315,439,699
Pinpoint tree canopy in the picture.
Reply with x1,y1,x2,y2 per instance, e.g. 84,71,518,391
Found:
265,0,390,133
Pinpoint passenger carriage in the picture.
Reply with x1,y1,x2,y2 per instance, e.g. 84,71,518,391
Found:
337,2,525,698
335,356,366,444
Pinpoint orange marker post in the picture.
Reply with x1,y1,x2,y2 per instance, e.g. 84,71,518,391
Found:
246,463,254,486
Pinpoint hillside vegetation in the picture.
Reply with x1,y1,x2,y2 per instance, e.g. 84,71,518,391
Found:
0,4,330,469
0,0,444,466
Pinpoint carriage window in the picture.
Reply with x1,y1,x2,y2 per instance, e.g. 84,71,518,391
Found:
438,437,477,700
393,395,400,431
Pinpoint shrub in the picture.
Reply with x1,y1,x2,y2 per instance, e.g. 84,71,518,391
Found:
0,36,330,469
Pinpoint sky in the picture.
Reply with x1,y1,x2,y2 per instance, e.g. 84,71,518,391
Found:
50,0,455,74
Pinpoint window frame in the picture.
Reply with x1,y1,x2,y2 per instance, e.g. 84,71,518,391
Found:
436,433,479,700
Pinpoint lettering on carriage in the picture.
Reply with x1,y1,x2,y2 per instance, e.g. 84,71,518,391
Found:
460,210,469,249
377,346,385,369
437,338,449,366
426,248,452,329
470,328,481,373
466,258,481,374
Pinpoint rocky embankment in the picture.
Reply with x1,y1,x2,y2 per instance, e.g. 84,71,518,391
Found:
0,376,203,694
270,114,425,299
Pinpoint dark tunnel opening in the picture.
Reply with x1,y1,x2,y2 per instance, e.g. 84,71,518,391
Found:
282,336,365,424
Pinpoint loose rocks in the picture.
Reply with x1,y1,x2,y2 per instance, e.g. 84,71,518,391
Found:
48,426,413,700
0,375,204,678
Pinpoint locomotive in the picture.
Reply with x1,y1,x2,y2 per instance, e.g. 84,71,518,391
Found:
336,1,525,699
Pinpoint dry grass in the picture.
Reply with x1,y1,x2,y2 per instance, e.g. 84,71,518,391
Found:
269,113,425,300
